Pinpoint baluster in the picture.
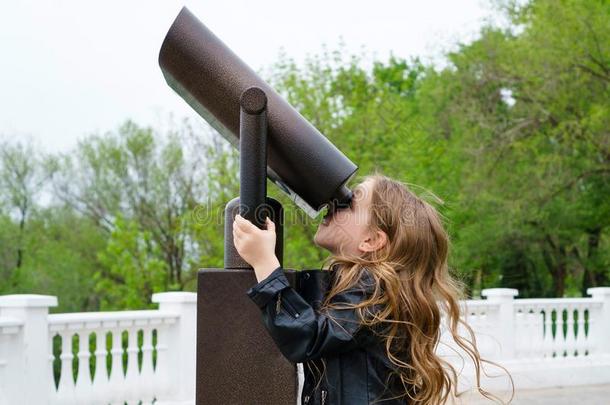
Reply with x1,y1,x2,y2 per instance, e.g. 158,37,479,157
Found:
582,307,593,356
560,304,574,357
560,306,568,357
74,331,93,402
108,329,125,405
491,306,500,358
514,309,524,358
48,345,58,405
463,307,475,355
523,307,534,359
532,305,544,359
554,307,564,357
523,307,533,359
478,309,491,358
578,305,586,354
525,307,536,359
570,304,580,357
472,307,486,358
572,306,580,357
559,306,567,357
466,308,477,354
48,353,58,405
155,324,171,399
140,326,155,404
91,330,109,405
542,308,554,358
486,308,496,357
576,304,586,357
124,327,140,403
553,306,562,357
57,332,76,404
464,308,474,353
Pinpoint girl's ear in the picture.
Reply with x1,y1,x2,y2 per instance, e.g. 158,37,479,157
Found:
359,230,388,253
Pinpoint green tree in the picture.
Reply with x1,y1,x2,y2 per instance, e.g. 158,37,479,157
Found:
96,215,165,310
17,207,106,312
0,139,55,281
438,0,610,296
52,118,236,302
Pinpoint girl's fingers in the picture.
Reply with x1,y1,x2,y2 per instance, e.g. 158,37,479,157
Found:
235,214,263,234
232,231,242,246
233,225,244,239
233,217,248,234
234,214,255,233
265,217,275,232
232,225,242,239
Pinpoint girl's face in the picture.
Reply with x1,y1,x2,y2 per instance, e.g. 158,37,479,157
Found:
314,178,383,256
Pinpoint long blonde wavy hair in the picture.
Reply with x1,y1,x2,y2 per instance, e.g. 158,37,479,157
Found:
311,173,512,404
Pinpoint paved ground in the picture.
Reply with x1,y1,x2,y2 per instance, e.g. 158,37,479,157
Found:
459,384,610,404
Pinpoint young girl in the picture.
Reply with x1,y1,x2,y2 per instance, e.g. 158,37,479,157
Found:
233,174,504,404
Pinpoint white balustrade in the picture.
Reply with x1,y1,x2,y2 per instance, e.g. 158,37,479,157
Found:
1,287,610,403
513,298,601,360
438,288,610,391
48,310,179,405
0,292,195,405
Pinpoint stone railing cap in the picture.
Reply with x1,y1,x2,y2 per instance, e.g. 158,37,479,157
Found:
481,288,519,298
0,294,58,308
587,287,610,297
152,292,197,303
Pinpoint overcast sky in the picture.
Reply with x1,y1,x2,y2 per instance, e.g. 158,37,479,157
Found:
0,0,494,153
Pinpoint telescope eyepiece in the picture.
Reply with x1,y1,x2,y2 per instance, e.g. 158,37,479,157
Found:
327,184,353,215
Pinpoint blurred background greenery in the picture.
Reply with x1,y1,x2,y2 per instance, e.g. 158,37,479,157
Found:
1,0,608,311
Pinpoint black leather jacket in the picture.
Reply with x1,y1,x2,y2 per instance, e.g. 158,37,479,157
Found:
246,266,408,405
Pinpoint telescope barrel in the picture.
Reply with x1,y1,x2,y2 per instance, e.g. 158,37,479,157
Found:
159,7,357,215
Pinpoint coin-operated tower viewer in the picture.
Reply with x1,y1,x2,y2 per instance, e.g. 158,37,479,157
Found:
159,7,357,404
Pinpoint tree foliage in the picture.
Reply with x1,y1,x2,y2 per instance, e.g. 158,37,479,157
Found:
0,0,608,310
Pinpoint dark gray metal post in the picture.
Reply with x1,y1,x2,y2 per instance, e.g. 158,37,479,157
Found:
223,87,284,270
239,87,268,226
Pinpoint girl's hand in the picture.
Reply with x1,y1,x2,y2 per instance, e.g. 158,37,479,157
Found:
233,214,280,282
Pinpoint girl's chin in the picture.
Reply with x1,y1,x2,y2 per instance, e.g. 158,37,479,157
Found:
313,233,332,251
